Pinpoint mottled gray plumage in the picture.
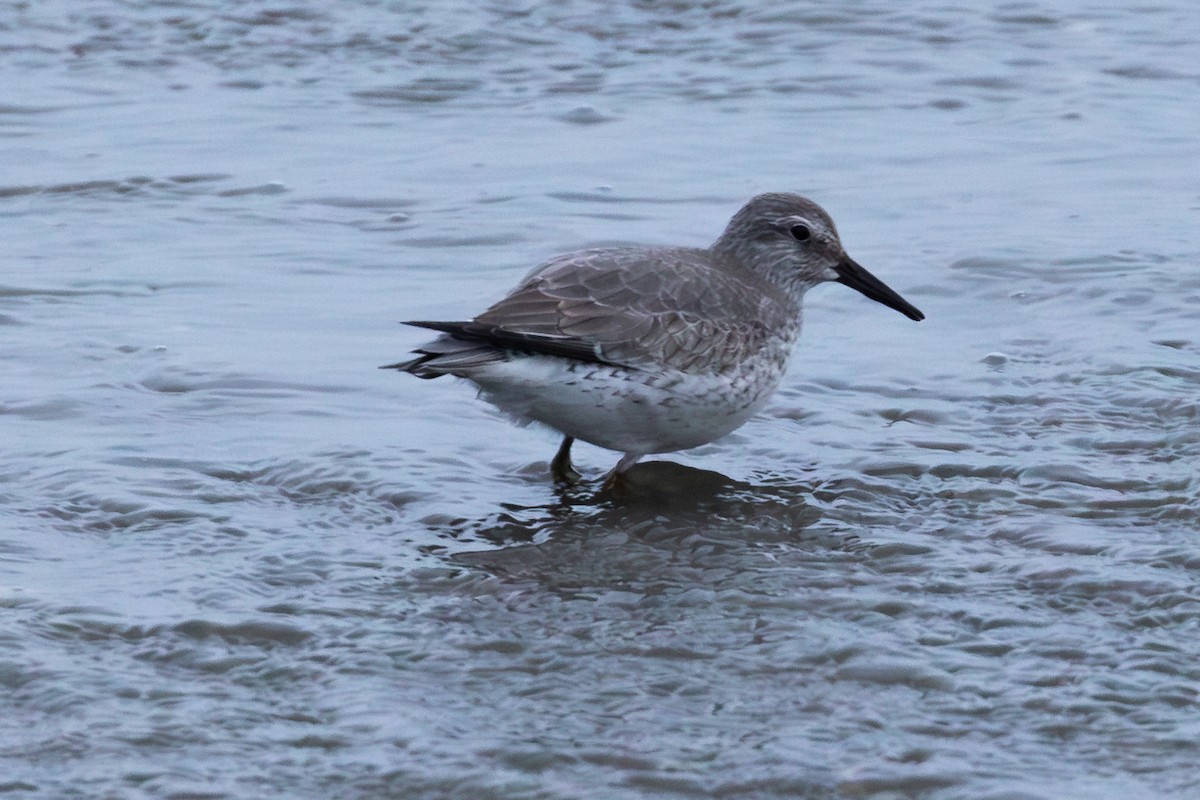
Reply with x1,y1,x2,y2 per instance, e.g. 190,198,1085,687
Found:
480,246,792,373
385,192,924,483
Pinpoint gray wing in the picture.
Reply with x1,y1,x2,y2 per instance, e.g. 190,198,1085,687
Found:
469,247,794,374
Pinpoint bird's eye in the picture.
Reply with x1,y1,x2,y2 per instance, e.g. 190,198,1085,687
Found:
790,224,811,242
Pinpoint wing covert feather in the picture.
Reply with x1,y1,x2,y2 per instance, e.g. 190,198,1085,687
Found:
472,247,795,374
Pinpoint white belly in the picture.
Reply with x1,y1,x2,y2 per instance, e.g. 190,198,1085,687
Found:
465,355,788,456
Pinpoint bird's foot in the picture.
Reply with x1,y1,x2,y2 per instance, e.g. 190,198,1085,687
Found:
600,468,624,495
599,453,643,497
550,436,581,485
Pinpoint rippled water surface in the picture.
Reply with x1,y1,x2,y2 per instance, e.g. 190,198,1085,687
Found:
3,1,1199,798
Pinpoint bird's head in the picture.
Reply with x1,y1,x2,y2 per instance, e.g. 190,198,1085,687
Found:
713,192,924,322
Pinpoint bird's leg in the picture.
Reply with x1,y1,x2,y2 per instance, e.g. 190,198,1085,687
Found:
550,436,581,484
601,452,643,493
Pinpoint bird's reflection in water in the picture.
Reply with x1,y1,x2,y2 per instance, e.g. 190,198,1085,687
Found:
447,461,854,596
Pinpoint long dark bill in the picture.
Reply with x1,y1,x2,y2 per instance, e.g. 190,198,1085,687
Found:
834,256,925,321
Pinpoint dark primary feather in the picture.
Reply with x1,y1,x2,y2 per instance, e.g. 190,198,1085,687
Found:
404,320,625,367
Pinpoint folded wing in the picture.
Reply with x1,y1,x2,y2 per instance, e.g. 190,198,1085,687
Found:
389,247,793,377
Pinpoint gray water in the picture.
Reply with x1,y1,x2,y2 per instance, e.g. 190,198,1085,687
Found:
3,2,1199,798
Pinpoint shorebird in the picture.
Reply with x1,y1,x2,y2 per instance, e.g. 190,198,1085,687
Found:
384,193,924,485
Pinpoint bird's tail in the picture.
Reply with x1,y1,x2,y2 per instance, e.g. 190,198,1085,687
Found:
380,321,508,379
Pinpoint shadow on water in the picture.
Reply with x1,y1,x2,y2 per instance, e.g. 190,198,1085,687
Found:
445,460,858,596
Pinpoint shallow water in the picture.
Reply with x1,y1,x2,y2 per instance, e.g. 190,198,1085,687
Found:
3,1,1199,798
